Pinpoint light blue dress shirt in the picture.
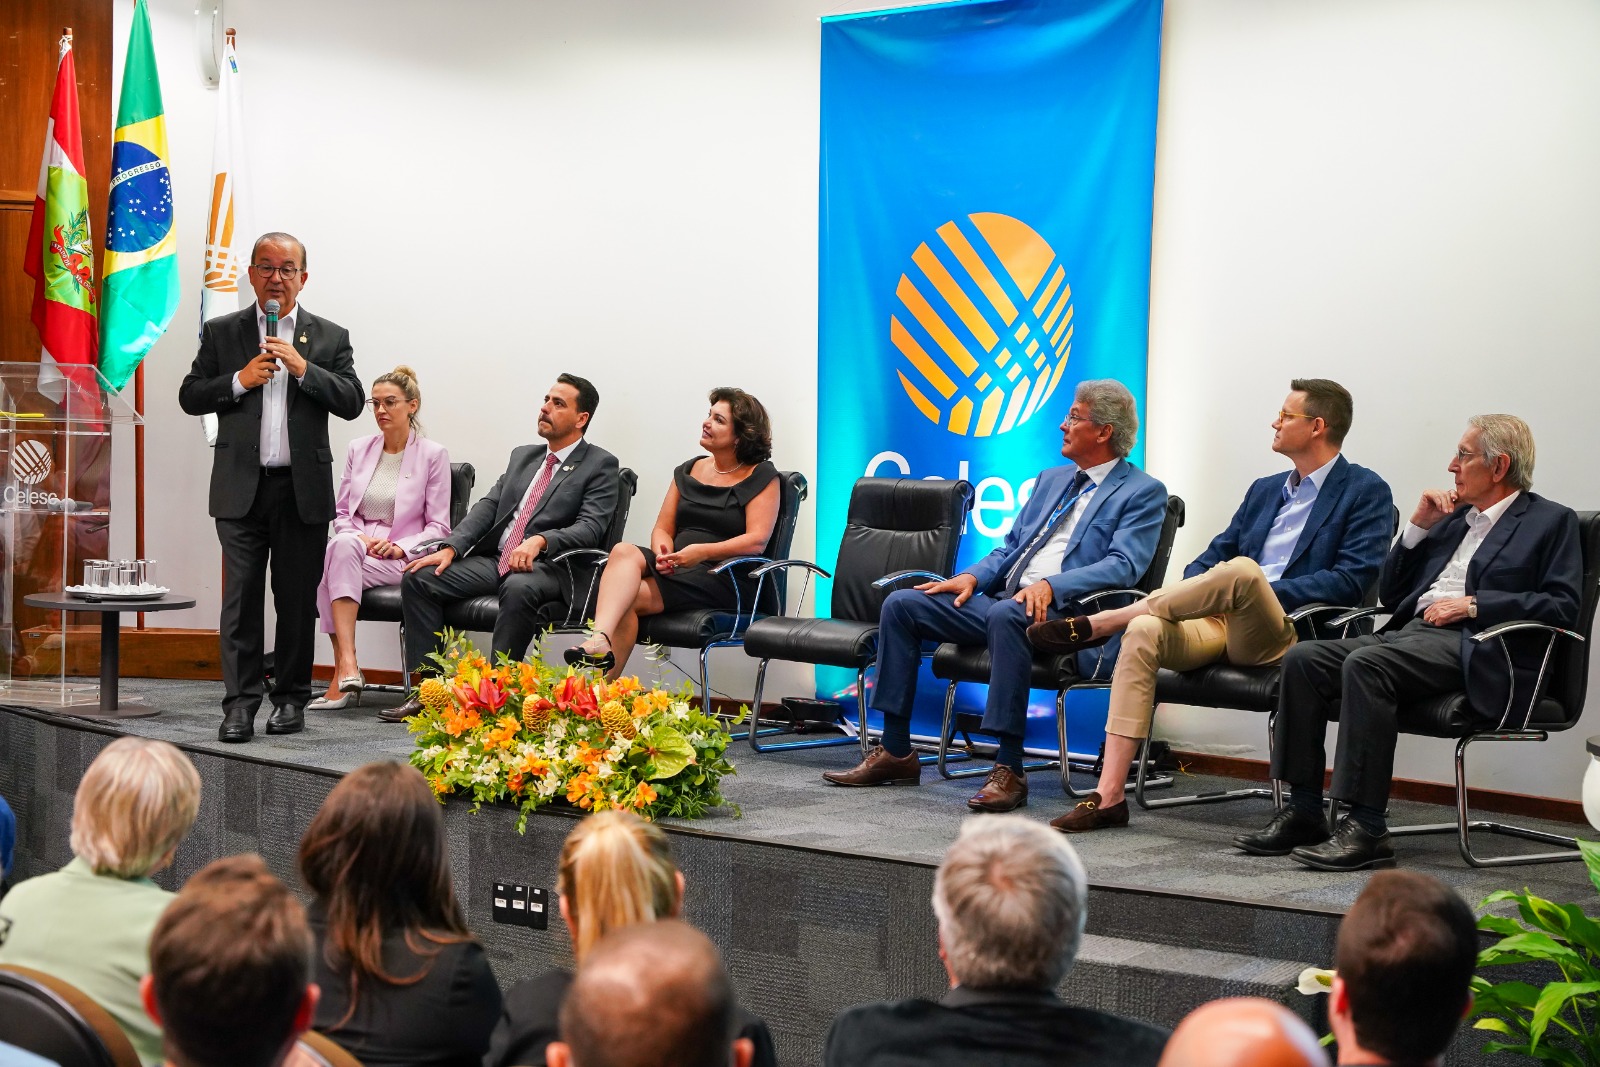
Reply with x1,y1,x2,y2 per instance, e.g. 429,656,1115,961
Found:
1257,455,1338,581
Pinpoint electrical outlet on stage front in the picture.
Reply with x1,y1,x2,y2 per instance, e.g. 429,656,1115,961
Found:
491,881,548,930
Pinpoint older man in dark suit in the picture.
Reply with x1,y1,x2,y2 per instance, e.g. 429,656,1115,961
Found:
385,374,618,721
1236,413,1583,870
178,231,365,742
823,815,1168,1067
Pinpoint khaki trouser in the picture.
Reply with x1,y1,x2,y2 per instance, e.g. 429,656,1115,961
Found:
1106,557,1297,739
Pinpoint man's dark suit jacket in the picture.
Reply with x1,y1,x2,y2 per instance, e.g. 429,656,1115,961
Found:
1185,454,1394,611
445,439,619,562
822,986,1168,1067
177,304,365,523
1377,491,1582,725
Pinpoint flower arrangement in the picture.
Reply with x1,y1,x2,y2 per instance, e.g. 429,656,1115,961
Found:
408,631,742,829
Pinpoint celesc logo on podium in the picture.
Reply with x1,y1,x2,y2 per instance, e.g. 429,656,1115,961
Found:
5,438,63,509
892,212,1073,439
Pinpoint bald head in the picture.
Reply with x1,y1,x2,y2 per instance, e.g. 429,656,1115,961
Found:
556,920,734,1067
1158,998,1326,1067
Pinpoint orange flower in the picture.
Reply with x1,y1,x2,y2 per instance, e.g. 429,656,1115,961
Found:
441,707,482,737
516,662,540,693
607,676,641,698
507,772,525,794
482,714,520,751
566,773,593,805
632,782,658,809
430,776,451,795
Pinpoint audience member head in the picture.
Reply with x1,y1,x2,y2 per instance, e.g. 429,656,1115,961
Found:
370,365,422,433
69,736,200,880
248,232,308,313
142,853,316,1067
932,815,1086,990
705,387,773,467
557,809,683,964
1331,870,1477,1066
555,372,600,435
1278,378,1352,451
297,761,470,1017
1462,413,1535,494
548,920,752,1067
1158,998,1324,1067
1065,379,1139,463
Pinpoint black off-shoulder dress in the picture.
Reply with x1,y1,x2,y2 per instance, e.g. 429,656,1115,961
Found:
639,458,780,615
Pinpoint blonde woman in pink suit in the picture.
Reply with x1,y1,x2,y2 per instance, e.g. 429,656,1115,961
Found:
311,366,451,710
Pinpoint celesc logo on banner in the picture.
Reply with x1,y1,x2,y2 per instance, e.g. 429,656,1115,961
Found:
817,0,1164,749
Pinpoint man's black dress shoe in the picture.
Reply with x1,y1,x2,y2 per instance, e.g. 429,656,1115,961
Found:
218,707,255,743
1233,806,1332,856
265,705,305,735
378,697,425,724
1290,817,1396,871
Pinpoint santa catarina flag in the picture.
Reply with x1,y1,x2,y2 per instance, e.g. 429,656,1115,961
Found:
101,0,180,392
25,31,99,374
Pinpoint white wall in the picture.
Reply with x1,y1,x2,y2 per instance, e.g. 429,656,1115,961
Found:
116,0,1600,798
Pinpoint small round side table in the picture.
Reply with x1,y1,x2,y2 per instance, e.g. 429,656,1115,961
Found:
23,592,197,718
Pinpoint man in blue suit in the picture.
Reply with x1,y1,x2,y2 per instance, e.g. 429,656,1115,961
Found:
1236,414,1582,870
1033,379,1393,833
823,379,1169,813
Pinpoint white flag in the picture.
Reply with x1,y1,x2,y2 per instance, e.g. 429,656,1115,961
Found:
198,34,251,446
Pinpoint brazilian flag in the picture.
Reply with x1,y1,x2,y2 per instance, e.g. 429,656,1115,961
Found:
101,0,179,392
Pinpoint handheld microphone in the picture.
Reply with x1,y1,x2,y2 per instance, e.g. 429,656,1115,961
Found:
264,299,280,339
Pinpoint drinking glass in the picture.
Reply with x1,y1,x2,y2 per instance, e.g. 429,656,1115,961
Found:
138,559,158,589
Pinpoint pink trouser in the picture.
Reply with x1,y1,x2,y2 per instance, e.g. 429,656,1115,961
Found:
316,532,407,633
1106,557,1297,739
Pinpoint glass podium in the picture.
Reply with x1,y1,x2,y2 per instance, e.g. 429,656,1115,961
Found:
0,362,142,708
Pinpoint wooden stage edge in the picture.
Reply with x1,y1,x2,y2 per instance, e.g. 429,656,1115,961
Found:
38,625,1589,827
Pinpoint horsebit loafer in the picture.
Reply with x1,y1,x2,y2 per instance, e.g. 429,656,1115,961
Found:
1050,791,1129,833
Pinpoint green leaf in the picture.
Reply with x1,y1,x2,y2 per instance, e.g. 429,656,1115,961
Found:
643,726,696,780
1479,914,1528,938
1473,1017,1519,1036
1580,839,1600,897
1530,981,1600,1047
1487,932,1588,970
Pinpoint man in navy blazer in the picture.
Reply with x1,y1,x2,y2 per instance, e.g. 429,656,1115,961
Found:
1034,379,1393,834
822,380,1169,813
1236,414,1582,870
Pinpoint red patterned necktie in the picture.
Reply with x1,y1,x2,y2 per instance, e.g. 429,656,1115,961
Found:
498,453,561,576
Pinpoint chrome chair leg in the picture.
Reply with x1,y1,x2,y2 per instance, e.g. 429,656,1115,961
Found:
935,681,1061,781
745,657,872,754
1133,705,1278,811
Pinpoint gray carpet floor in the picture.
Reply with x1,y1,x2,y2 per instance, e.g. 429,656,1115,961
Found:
52,676,1600,913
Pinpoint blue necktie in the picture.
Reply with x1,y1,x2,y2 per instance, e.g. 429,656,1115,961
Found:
1003,471,1092,594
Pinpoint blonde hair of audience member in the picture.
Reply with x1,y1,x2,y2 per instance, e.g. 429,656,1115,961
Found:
557,810,684,964
69,736,201,879
1157,998,1325,1067
371,364,423,434
932,815,1086,990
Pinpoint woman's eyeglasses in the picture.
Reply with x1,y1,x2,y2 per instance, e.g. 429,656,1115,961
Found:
367,397,407,410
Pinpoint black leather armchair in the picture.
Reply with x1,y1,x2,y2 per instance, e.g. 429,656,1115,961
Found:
738,477,973,753
0,963,140,1067
633,471,809,704
928,494,1187,795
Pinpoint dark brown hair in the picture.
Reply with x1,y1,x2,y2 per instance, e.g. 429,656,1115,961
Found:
1288,377,1354,445
1335,870,1478,1062
558,372,600,432
297,761,473,1027
149,854,310,1067
708,387,772,467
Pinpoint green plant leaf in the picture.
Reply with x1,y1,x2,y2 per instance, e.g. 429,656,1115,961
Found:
1485,932,1587,970
1580,840,1600,898
1479,914,1528,938
1473,1017,1519,1036
1530,981,1600,1048
642,726,696,781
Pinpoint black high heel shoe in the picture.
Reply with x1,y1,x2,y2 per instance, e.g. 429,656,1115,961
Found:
563,634,616,673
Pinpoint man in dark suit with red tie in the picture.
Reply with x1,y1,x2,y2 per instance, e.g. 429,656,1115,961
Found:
385,374,619,721
1236,413,1583,870
179,232,366,743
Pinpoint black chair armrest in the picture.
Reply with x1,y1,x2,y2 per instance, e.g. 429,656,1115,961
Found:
546,548,617,629
1471,621,1586,644
1327,606,1383,629
1286,602,1351,623
1466,620,1584,731
872,570,947,589
1079,587,1146,608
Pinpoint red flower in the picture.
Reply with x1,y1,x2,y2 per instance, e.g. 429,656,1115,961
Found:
553,674,601,719
451,676,507,714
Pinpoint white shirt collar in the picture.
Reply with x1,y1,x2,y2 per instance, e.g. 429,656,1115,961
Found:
1079,457,1119,487
1470,490,1520,529
256,301,298,332
547,440,581,466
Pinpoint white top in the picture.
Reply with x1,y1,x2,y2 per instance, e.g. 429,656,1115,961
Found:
1018,458,1120,587
1258,454,1340,581
498,440,580,551
358,449,405,525
228,302,306,467
1404,491,1521,609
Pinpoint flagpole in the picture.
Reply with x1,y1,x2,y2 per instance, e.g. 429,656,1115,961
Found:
135,363,146,628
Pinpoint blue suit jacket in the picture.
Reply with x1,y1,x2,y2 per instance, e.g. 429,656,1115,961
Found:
1378,492,1583,726
1185,455,1394,611
964,459,1169,611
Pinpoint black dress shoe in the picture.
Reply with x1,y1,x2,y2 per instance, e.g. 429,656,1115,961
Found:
1290,817,1396,872
378,697,425,724
1233,806,1333,856
265,705,304,735
218,707,255,743
562,644,616,672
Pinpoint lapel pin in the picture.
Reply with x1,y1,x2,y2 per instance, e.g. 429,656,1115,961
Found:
562,464,575,472
299,333,307,343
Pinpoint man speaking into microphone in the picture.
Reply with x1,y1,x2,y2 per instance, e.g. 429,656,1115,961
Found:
179,232,364,742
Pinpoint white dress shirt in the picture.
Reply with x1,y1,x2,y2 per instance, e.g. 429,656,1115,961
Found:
1405,491,1520,610
1258,454,1339,581
1017,458,1119,587
230,303,305,467
497,440,580,551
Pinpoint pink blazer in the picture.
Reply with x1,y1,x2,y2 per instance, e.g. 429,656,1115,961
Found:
332,433,452,555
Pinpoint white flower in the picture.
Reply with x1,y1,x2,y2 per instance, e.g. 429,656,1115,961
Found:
564,743,581,762
1296,967,1334,996
670,702,690,721
550,719,568,740
687,732,705,746
470,766,500,786
606,743,628,762
418,745,445,761
538,776,561,798
597,762,612,777
543,739,561,759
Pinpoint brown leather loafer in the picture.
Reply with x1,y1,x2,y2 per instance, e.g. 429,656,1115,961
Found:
1027,616,1110,655
1050,791,1129,833
967,765,1028,812
378,697,426,724
821,745,922,787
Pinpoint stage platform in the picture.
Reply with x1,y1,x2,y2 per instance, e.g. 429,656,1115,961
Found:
4,678,1592,1066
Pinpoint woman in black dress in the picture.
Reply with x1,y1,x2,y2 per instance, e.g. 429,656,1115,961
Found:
566,387,779,677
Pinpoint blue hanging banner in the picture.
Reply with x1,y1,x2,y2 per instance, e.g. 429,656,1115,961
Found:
816,0,1164,753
